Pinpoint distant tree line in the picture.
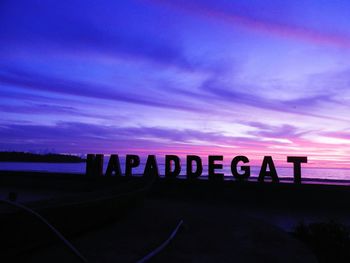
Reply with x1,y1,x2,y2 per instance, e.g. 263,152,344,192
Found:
0,152,86,163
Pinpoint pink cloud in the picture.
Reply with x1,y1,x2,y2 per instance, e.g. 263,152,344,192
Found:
149,0,350,49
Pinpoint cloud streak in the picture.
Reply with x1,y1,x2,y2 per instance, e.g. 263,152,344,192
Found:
149,0,350,49
0,67,206,113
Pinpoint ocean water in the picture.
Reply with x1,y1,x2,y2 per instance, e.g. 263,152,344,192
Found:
1,161,350,184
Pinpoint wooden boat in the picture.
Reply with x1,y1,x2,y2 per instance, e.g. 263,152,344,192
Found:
0,171,155,258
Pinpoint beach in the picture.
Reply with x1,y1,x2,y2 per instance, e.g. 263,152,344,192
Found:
2,171,350,262
24,198,317,263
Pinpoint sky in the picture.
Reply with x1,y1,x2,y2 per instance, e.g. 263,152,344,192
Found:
1,0,350,168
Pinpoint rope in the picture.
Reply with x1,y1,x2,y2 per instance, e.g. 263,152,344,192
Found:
1,199,87,263
136,219,184,263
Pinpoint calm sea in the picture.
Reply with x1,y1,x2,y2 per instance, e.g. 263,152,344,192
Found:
1,161,350,184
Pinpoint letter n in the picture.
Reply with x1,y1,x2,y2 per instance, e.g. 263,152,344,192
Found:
86,154,104,176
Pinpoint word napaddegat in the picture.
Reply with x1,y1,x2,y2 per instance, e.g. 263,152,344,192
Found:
86,154,307,184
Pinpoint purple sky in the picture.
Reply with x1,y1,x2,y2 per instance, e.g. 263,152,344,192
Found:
1,0,350,167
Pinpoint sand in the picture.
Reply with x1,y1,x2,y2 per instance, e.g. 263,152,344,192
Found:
24,197,317,263
3,171,350,262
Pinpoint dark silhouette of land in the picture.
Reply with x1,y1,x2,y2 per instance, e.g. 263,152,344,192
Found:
0,151,86,163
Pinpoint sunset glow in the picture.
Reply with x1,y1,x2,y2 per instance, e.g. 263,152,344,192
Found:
1,0,350,168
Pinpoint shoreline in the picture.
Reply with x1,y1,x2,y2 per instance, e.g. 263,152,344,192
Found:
2,170,350,210
2,170,350,186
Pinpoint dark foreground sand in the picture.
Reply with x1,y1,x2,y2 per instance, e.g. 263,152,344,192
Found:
5,171,349,262
24,197,317,263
